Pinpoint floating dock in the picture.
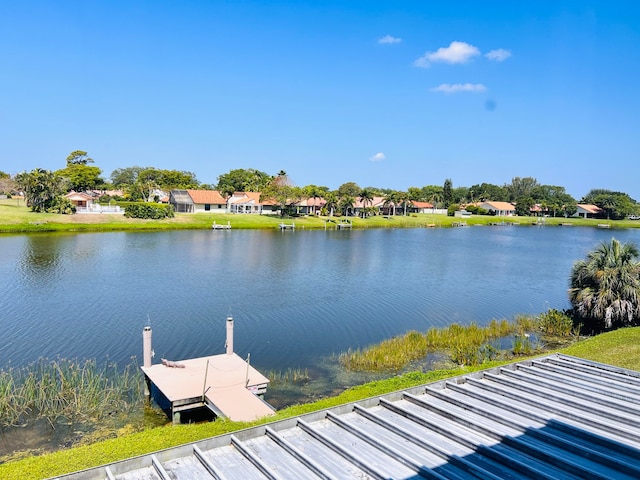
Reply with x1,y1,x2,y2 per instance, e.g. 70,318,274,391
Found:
212,221,231,230
141,318,274,424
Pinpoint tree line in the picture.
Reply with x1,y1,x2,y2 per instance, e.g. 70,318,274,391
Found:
2,153,639,219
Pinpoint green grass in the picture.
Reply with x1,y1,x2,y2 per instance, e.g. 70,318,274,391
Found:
2,327,640,479
3,198,640,233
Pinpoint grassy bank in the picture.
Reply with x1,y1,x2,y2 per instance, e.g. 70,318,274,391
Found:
2,198,639,233
2,327,639,479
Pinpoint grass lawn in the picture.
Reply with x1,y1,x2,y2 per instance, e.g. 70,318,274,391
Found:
2,198,639,233
2,327,639,480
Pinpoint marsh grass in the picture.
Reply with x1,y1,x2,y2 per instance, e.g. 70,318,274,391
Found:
0,357,143,428
339,314,579,372
267,368,310,386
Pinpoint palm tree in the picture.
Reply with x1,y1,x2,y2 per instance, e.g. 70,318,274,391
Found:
358,188,374,218
324,191,338,217
569,238,640,330
382,192,397,216
338,195,355,216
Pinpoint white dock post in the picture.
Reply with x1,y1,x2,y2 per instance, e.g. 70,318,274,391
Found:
226,316,234,355
142,326,153,399
143,326,153,368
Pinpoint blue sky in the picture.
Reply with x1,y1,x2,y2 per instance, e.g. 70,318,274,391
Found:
1,1,639,200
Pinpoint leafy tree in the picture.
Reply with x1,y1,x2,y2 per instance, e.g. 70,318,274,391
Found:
260,172,297,216
216,168,271,198
0,172,16,195
56,164,104,192
582,189,637,220
515,196,535,216
506,177,539,202
157,169,199,190
110,166,145,187
452,186,469,204
66,150,94,165
338,182,360,198
15,169,68,212
443,179,453,207
569,238,640,330
468,183,508,202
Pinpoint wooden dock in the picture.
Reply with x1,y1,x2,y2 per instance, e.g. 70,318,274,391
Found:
336,220,352,230
141,318,274,424
142,353,273,424
279,222,295,230
212,221,231,230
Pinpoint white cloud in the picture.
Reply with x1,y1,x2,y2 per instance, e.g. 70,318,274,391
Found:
485,48,512,62
378,35,402,45
369,152,386,162
414,41,480,68
430,83,487,94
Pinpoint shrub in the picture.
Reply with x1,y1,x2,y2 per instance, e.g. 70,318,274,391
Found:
447,204,459,216
46,196,76,215
124,203,174,219
538,309,574,337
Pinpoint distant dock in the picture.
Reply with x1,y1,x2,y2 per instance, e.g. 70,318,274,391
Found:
141,318,274,424
279,222,295,230
212,221,231,230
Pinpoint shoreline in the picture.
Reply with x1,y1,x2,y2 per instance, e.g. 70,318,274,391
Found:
2,200,639,234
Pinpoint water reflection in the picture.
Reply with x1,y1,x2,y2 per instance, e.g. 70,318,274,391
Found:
19,234,65,280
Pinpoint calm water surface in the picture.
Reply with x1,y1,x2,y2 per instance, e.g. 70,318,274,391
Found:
2,226,639,373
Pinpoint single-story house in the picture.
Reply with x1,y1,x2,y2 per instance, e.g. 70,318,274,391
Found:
65,191,94,209
228,192,263,214
169,189,227,213
409,201,435,214
575,203,604,219
65,191,123,214
186,189,227,213
478,201,516,216
296,197,326,215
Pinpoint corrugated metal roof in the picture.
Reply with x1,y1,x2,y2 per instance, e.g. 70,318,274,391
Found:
52,354,640,479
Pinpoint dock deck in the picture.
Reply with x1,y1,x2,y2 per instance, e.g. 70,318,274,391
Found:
211,221,231,230
142,352,273,423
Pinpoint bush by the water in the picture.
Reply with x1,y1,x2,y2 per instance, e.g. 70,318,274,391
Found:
538,308,575,336
125,203,174,219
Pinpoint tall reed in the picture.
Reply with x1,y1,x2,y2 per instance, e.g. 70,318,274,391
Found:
0,357,143,428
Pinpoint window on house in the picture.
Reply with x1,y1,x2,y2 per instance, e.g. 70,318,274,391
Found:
205,204,211,211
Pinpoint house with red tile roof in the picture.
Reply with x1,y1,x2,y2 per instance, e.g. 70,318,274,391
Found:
575,203,604,219
409,200,435,214
478,201,516,216
169,189,226,213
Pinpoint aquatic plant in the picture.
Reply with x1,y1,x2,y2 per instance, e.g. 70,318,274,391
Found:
0,357,143,428
266,368,310,386
339,317,540,372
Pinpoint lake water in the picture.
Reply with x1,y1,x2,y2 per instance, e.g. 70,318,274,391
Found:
3,225,640,376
